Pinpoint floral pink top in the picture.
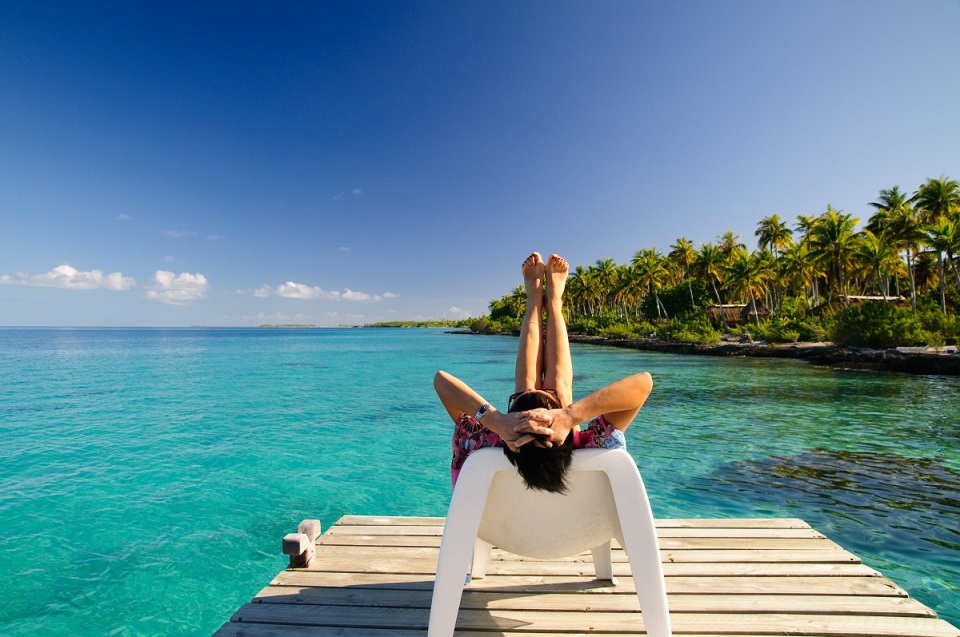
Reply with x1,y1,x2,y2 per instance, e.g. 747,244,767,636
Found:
450,412,625,486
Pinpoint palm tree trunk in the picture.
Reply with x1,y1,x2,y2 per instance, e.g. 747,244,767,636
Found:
949,252,960,299
709,278,729,331
938,253,947,313
907,251,917,312
654,291,668,320
687,280,696,312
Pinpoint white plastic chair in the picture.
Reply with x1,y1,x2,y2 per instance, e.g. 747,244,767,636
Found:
428,447,672,636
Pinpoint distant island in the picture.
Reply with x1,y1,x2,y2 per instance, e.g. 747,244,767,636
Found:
259,324,317,328
362,320,470,328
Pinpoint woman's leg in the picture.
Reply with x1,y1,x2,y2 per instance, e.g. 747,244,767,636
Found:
543,254,573,406
515,252,545,393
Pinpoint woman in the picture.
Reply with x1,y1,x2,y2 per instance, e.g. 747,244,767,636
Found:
434,252,653,492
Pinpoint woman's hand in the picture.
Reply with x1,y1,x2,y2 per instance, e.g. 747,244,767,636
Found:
512,407,577,447
485,410,555,452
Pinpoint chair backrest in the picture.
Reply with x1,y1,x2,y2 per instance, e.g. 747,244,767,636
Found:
468,447,625,559
431,446,672,637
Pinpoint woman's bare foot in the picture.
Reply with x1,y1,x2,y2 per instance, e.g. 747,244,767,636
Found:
522,252,544,300
545,254,568,302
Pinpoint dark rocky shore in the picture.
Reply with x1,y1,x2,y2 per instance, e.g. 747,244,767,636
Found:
568,335,960,376
450,330,960,376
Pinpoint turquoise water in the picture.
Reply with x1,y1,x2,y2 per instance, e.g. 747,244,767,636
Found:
1,327,958,634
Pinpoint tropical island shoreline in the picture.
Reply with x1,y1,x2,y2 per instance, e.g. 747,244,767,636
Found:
447,328,960,376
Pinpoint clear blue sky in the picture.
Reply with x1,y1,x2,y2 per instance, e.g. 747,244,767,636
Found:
2,1,958,326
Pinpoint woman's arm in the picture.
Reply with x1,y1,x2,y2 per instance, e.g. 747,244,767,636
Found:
434,371,550,451
515,372,653,446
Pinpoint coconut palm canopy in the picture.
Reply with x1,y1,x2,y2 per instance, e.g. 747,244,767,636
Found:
489,177,960,324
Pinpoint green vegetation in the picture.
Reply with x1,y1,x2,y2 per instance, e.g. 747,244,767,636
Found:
476,176,960,350
363,320,472,328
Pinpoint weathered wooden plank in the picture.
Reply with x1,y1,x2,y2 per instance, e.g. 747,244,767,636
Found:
228,603,960,637
213,625,427,637
318,534,839,550
655,518,812,528
325,524,826,541
312,543,860,565
270,571,435,588
332,516,813,530
318,534,443,547
269,572,907,597
251,585,933,617
335,515,446,525
299,553,878,577
214,628,640,637
324,525,444,537
658,537,841,550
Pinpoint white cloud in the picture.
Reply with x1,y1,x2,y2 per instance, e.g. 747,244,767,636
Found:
0,264,135,291
206,234,223,241
164,230,198,239
342,288,380,302
447,306,471,319
255,281,388,302
253,282,340,300
383,292,399,298
116,213,132,222
338,246,351,252
147,271,208,304
352,188,364,196
277,282,341,300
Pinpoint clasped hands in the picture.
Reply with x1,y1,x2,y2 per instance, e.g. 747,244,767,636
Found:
494,407,576,451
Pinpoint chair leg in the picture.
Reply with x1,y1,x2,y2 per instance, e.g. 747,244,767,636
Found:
471,538,493,579
428,463,499,637
591,541,617,584
604,454,673,637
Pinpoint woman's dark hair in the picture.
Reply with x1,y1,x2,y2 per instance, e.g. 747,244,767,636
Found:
503,390,573,493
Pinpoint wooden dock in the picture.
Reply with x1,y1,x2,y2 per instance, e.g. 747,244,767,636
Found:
214,515,959,636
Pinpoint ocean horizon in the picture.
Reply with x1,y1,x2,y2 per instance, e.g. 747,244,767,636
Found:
1,327,958,634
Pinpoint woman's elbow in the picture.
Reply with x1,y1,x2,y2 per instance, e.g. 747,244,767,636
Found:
434,370,453,392
633,372,653,399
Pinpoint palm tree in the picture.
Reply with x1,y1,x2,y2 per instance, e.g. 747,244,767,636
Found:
913,177,960,225
808,205,860,303
855,230,901,297
589,258,619,315
756,215,793,313
724,249,769,326
717,231,746,263
570,265,599,317
611,264,635,320
913,177,960,313
780,242,823,308
668,237,698,311
756,214,793,258
868,185,921,309
794,214,819,244
632,249,671,319
566,266,588,318
925,218,960,313
692,243,729,331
